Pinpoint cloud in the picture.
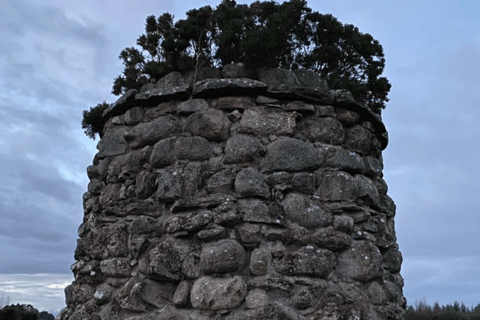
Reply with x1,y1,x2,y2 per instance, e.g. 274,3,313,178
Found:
0,274,73,314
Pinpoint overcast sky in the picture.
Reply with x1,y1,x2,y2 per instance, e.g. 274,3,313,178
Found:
1,0,479,314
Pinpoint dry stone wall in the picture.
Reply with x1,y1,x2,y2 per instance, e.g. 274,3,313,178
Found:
61,64,405,320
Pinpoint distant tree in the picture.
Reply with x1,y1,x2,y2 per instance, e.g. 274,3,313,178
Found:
82,0,392,139
0,303,40,320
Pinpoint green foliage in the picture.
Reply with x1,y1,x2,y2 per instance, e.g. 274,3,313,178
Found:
405,298,480,320
0,304,40,320
111,0,391,113
81,101,109,140
82,0,392,139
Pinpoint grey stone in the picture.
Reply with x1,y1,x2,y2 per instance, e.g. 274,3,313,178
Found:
345,125,372,155
124,115,179,149
249,247,271,276
335,108,360,126
124,107,144,126
155,169,183,202
354,174,380,207
100,258,131,277
238,223,261,244
130,216,161,235
382,246,403,273
332,89,356,104
238,199,285,225
333,214,354,233
135,170,156,199
116,279,148,312
297,117,344,145
322,145,364,173
244,289,270,309
364,156,383,177
261,138,324,172
282,101,315,112
197,224,226,241
239,108,296,136
294,69,329,89
222,62,247,78
290,172,316,194
108,147,150,181
335,240,383,282
96,127,128,158
102,89,137,118
234,167,270,199
200,239,246,274
88,179,104,194
184,109,231,141
207,169,233,193
173,281,190,307
93,284,113,306
311,227,351,251
177,99,209,115
156,71,185,88
135,84,191,106
273,246,335,278
192,78,267,98
281,192,332,228
139,279,176,309
190,276,247,310
366,281,387,306
212,96,255,110
316,171,358,201
164,210,212,233
175,136,213,161
224,134,261,164
181,252,202,280
148,236,194,281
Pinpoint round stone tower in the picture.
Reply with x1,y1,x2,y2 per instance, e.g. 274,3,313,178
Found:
60,64,405,320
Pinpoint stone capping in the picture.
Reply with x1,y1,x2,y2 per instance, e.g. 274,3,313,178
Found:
103,67,388,150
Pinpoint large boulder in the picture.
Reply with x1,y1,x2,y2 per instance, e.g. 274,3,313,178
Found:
335,240,383,281
281,192,332,228
200,239,246,274
239,108,296,136
234,167,270,199
261,138,324,172
183,109,231,141
124,115,179,149
190,276,247,310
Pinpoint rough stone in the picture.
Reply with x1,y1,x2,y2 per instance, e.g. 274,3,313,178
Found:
316,171,358,201
239,108,296,136
183,109,231,141
336,108,361,126
261,138,324,172
190,276,247,310
212,96,255,110
96,127,128,158
135,84,191,106
234,167,270,199
273,246,336,278
345,125,372,155
322,145,364,173
175,136,213,161
102,89,137,119
297,117,344,145
290,172,316,194
222,62,247,78
207,169,233,193
281,192,332,228
148,236,194,281
192,78,267,97
311,227,351,251
200,239,246,274
249,247,271,276
100,258,131,277
124,115,179,149
177,98,209,115
173,281,190,307
335,240,383,282
124,107,144,126
224,134,261,164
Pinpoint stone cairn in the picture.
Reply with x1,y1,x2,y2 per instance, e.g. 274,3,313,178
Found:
61,64,406,320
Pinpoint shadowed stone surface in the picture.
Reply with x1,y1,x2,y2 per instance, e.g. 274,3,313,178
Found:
64,67,404,320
